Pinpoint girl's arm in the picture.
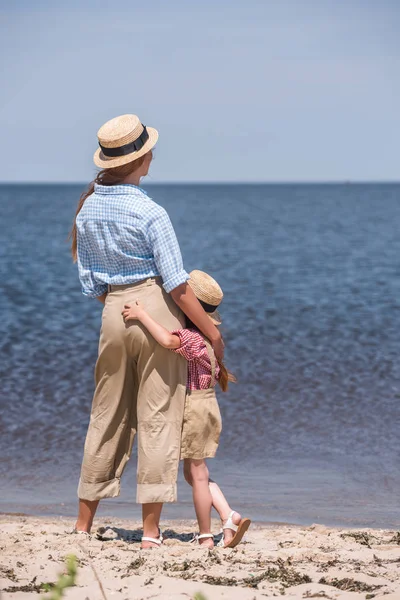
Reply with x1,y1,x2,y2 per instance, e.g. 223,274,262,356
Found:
121,301,181,349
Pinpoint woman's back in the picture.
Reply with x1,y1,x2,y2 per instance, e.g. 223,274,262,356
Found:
76,183,187,298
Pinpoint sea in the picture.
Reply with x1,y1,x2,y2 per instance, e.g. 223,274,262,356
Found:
1,182,400,529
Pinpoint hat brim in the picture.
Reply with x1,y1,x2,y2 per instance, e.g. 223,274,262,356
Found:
207,309,222,325
93,127,159,169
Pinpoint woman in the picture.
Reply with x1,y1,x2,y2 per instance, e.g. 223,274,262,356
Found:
70,114,224,548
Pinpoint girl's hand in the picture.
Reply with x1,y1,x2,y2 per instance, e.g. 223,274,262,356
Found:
121,300,145,322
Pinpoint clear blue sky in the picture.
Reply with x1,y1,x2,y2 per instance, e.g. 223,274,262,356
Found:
1,0,399,182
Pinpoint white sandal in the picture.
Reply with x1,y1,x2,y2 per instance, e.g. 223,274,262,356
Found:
71,529,91,538
141,530,163,548
190,533,214,545
217,511,251,548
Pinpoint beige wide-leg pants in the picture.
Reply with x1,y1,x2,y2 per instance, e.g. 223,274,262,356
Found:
78,278,187,504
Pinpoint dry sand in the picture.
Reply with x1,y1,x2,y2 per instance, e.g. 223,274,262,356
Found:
1,515,400,599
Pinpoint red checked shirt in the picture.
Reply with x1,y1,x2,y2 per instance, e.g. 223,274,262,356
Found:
171,328,220,391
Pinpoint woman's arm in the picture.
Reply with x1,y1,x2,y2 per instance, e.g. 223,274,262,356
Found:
145,206,224,358
121,301,181,349
170,283,225,359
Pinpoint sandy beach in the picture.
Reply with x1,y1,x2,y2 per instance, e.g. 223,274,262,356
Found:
1,515,400,599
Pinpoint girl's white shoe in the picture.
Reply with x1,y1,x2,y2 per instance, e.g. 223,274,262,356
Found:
217,511,251,548
190,532,214,546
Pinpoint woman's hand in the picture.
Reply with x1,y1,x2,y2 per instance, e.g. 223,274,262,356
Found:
170,282,225,359
212,333,225,361
121,300,145,322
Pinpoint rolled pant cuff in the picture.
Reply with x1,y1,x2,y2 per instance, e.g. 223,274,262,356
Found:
77,477,120,501
136,483,177,504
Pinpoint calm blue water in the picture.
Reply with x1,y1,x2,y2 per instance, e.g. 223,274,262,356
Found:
1,182,400,528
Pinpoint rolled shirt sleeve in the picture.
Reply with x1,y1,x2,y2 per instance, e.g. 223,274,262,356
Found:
170,329,203,361
146,206,189,293
77,237,108,298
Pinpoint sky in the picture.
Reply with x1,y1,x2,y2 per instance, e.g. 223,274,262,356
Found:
0,0,399,183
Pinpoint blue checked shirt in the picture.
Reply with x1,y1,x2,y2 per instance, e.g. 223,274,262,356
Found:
76,183,189,297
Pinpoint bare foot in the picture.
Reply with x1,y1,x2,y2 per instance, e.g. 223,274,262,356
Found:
141,530,162,550
199,536,214,549
222,511,242,546
73,522,91,534
141,540,161,549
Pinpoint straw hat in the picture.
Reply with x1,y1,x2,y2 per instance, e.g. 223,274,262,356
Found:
93,114,158,169
188,270,223,325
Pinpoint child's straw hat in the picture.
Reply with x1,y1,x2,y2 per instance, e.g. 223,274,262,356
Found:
94,114,158,169
188,270,223,325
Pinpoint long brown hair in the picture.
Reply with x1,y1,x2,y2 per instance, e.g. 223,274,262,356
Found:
185,317,236,392
216,358,237,392
69,156,146,262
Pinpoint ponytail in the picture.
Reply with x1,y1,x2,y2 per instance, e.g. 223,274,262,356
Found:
69,181,95,262
69,154,147,262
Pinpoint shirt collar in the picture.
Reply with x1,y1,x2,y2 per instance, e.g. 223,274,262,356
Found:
94,183,149,196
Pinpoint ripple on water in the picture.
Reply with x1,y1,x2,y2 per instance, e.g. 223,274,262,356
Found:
1,183,400,527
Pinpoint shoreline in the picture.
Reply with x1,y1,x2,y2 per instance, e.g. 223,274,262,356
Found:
1,515,400,599
0,511,297,529
1,506,399,532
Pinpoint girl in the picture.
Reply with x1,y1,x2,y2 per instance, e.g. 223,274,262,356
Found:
122,270,251,549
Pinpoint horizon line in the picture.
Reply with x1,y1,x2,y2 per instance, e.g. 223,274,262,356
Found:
0,180,400,186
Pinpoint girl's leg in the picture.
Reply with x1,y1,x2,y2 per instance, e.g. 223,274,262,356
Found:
208,480,233,520
184,462,242,546
183,458,242,544
209,479,242,545
75,499,99,533
183,458,193,486
185,461,234,520
189,459,214,548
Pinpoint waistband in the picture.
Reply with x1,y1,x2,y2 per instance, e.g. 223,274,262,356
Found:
107,276,162,293
187,387,216,396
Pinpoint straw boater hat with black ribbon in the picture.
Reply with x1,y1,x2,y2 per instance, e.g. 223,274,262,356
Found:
94,114,159,169
188,270,223,325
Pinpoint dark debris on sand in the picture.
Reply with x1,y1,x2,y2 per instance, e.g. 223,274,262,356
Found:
163,554,311,590
2,575,54,594
318,576,382,593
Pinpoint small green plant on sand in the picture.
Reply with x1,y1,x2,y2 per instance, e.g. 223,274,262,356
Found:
193,594,208,600
41,555,77,600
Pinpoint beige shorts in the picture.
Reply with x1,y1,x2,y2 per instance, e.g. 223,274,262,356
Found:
180,387,222,460
78,278,187,504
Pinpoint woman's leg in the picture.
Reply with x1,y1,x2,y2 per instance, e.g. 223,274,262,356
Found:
76,292,137,532
133,283,186,545
142,502,163,549
75,499,99,533
189,459,214,548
